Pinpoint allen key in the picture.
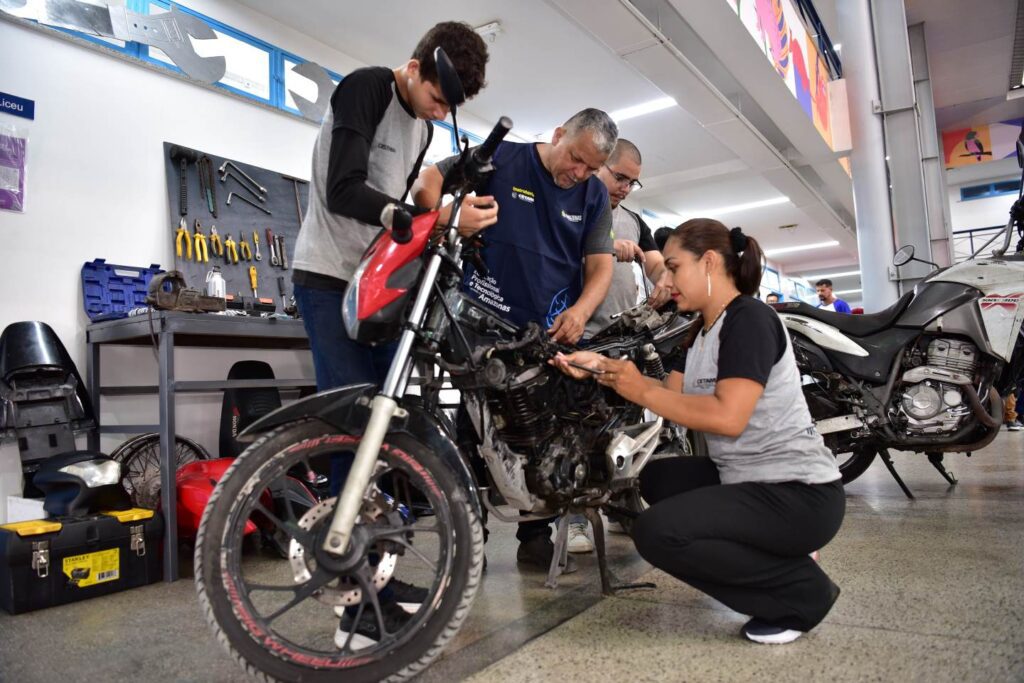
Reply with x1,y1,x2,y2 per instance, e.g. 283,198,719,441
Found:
227,192,272,215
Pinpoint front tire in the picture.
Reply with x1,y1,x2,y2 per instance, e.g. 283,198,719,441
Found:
195,420,483,683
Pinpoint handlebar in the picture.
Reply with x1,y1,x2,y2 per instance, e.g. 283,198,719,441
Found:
473,116,513,165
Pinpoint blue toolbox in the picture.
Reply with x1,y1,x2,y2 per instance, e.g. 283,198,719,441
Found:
81,259,163,321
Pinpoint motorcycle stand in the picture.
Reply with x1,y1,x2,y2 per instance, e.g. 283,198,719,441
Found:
544,516,573,589
879,448,915,499
927,452,958,486
584,508,656,596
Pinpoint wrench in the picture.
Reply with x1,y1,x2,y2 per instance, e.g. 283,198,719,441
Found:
266,228,280,267
253,231,262,261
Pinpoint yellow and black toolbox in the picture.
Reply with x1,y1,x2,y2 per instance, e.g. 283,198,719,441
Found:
0,508,163,614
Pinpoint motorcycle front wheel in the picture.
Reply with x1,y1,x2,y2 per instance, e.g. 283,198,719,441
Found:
195,420,483,683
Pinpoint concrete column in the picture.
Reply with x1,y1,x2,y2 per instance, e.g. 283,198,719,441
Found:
836,0,900,311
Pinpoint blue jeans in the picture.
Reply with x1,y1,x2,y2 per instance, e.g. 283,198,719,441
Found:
293,283,398,391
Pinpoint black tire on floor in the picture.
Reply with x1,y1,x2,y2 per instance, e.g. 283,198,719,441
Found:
835,447,877,485
194,420,484,683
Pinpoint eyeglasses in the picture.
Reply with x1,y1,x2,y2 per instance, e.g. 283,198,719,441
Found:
604,165,643,191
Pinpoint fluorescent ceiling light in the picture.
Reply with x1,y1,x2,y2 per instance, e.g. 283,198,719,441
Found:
764,240,840,257
610,97,677,123
801,269,861,280
834,288,862,295
684,195,791,216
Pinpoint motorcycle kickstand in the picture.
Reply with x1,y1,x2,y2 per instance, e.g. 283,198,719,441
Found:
927,452,958,486
879,448,915,499
584,507,656,596
544,515,572,589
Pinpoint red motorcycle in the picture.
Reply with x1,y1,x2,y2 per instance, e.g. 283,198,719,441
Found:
195,49,692,682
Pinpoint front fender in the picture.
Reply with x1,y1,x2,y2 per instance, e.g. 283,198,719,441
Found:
238,384,482,520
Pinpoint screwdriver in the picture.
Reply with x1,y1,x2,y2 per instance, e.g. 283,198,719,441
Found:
248,265,258,298
277,276,287,312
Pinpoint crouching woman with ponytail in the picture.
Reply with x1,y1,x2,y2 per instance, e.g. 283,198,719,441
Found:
553,218,845,644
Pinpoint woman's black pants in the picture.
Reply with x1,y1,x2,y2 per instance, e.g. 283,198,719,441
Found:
634,457,845,632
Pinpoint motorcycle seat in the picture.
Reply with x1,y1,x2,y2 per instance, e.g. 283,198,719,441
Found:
771,292,914,338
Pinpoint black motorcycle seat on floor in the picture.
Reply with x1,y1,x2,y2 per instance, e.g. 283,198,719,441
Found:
772,292,914,338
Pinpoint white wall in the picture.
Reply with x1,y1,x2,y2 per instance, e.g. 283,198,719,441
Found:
947,185,1017,232
0,2,498,518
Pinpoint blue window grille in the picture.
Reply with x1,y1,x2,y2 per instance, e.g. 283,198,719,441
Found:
28,0,346,117
959,180,1022,201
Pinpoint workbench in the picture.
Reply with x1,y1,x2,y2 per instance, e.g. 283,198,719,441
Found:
86,311,313,581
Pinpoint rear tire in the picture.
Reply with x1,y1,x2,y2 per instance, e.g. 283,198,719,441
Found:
835,447,877,485
195,420,483,683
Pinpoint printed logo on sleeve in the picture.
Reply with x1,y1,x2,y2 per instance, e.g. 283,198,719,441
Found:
377,142,397,153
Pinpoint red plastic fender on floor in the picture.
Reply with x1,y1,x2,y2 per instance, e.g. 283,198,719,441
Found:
175,458,258,539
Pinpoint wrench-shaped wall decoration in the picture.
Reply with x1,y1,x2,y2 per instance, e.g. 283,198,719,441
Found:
1,0,226,84
288,60,335,123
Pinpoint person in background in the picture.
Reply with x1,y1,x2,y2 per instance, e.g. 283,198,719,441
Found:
765,292,780,304
654,226,673,253
570,138,669,553
815,279,851,313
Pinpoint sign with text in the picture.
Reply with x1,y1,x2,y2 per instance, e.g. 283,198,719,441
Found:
0,92,34,121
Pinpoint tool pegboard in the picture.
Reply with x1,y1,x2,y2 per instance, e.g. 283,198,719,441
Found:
162,141,308,312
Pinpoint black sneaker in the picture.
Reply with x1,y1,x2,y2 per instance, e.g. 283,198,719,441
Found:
335,599,412,650
741,618,804,644
388,578,428,614
516,536,578,574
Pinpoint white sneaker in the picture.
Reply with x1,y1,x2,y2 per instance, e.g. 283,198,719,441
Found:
567,521,594,553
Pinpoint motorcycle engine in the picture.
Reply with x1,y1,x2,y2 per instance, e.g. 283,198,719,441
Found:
897,338,978,435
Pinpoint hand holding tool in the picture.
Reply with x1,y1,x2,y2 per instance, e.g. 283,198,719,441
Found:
209,226,224,257
266,228,279,266
253,231,262,261
239,231,253,261
248,266,258,298
193,220,209,263
224,233,239,264
175,217,193,260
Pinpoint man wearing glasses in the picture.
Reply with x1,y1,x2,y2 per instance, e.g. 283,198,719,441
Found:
583,139,673,339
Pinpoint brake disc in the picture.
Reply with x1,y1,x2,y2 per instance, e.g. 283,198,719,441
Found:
287,494,398,607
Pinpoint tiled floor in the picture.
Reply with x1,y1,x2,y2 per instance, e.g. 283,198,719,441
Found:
2,434,1022,682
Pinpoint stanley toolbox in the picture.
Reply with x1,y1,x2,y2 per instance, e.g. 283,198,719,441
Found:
0,508,163,614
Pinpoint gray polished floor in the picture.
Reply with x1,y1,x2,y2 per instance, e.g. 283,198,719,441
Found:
1,433,1022,682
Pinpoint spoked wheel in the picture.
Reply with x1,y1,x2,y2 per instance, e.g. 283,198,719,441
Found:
195,420,483,683
112,434,210,509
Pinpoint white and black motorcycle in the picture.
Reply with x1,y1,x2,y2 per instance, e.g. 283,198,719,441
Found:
773,142,1024,497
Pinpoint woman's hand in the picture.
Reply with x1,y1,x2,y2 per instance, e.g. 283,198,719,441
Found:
595,357,647,403
549,351,605,380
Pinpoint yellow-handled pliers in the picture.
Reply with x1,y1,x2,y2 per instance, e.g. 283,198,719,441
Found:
239,231,253,262
224,233,239,265
193,220,209,263
209,226,224,257
175,217,192,261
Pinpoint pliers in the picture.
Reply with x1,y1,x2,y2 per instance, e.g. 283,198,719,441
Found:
175,217,192,260
193,220,209,263
224,233,239,264
239,231,253,261
209,226,224,257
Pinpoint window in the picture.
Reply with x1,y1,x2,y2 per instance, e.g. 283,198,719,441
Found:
960,180,1022,201
424,122,458,165
26,0,347,118
282,55,342,115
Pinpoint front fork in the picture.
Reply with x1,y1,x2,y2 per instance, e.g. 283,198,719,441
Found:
323,226,462,554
